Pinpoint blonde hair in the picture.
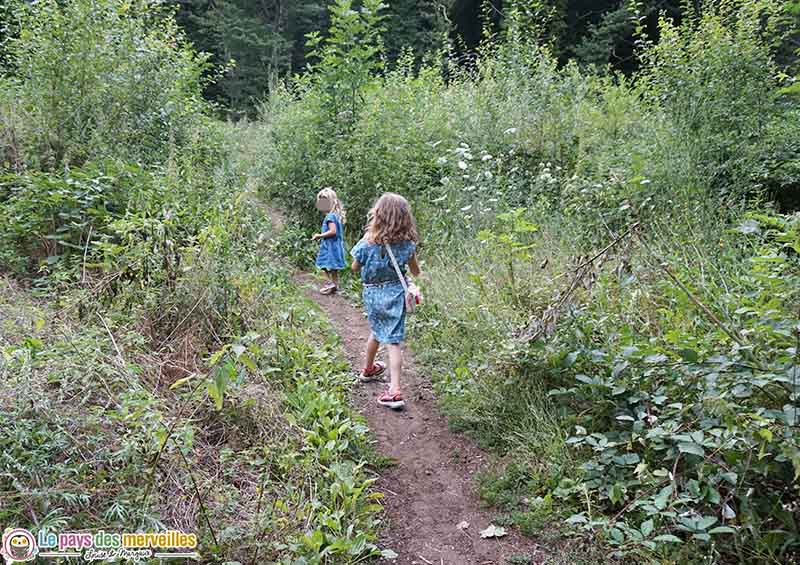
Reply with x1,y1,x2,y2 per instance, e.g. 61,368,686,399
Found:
318,187,346,224
365,192,419,244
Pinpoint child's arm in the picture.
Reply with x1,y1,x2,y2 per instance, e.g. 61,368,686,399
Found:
408,254,421,277
351,259,362,273
311,221,337,241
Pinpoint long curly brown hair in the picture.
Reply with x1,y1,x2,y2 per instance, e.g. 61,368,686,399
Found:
365,193,419,244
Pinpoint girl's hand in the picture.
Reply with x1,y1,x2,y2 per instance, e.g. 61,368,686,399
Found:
311,233,320,241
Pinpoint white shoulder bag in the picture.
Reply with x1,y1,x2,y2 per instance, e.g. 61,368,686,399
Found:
386,244,421,313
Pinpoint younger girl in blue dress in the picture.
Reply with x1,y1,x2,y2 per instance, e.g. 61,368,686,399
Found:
351,193,421,409
312,188,346,295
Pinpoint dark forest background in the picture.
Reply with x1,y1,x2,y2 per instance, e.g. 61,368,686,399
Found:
2,1,798,111
169,0,702,110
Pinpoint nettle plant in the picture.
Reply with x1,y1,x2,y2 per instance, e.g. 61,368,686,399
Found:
548,212,800,561
477,208,538,304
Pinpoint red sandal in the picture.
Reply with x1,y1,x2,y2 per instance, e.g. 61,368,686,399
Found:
377,390,405,410
359,361,386,383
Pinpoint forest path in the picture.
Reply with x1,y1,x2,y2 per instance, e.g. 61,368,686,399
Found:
293,273,546,564
264,197,547,564
293,272,546,564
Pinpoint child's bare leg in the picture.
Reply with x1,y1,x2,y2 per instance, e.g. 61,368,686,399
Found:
364,333,380,370
387,343,402,394
331,270,339,287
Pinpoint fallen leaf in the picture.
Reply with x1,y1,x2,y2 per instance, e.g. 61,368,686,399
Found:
457,521,469,530
479,524,507,538
381,548,398,559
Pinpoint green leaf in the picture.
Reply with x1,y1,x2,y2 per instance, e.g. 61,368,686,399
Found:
645,353,668,364
208,380,222,410
678,442,705,457
243,352,260,372
566,513,588,524
696,516,717,531
380,549,398,559
654,485,673,510
641,519,654,538
708,526,736,535
653,534,682,543
609,483,625,504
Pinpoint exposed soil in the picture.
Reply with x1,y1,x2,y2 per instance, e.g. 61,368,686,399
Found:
293,272,547,564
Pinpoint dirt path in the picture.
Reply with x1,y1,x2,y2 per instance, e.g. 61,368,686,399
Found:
293,272,546,564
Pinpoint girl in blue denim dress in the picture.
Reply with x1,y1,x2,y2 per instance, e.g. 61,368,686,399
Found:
351,193,421,410
312,188,346,295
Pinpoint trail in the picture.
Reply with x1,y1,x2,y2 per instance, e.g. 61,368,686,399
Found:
291,268,547,564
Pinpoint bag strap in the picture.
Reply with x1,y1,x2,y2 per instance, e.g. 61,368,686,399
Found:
385,244,409,293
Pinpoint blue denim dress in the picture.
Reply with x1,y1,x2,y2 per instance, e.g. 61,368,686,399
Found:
315,213,345,271
351,239,416,344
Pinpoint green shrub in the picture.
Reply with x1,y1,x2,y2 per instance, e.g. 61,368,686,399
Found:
548,211,799,561
3,0,211,168
638,1,788,200
0,162,146,273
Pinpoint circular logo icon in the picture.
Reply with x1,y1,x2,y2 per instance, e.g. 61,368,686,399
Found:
1,528,38,562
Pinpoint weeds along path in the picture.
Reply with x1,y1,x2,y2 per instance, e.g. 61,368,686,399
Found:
293,272,545,563
279,232,547,563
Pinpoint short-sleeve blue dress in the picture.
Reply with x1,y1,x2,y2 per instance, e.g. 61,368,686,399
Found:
315,212,346,271
350,239,416,344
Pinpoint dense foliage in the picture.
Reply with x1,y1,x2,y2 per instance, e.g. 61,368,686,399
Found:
2,0,800,562
168,0,448,110
148,0,792,111
258,0,800,562
0,0,386,561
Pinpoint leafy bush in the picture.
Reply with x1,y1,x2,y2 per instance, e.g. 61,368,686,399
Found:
548,212,800,560
0,162,146,273
638,1,789,200
2,0,211,169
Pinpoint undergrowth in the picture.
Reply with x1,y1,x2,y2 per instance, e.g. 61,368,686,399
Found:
260,1,800,562
0,1,386,562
